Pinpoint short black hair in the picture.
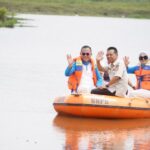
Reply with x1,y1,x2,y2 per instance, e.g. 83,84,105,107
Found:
107,47,118,54
81,45,92,51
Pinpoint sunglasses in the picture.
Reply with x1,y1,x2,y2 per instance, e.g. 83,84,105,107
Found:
139,56,148,60
82,52,90,56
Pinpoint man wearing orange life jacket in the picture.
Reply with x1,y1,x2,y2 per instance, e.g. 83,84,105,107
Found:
124,52,150,90
65,45,103,94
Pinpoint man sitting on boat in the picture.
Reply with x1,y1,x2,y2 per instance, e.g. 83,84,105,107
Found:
65,45,103,94
124,52,150,90
91,47,128,97
124,52,150,98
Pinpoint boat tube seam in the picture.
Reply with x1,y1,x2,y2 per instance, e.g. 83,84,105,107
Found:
53,103,150,110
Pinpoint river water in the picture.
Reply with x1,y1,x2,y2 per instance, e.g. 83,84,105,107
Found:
0,14,150,150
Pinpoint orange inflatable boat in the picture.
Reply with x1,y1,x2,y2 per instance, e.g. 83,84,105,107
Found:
53,94,150,119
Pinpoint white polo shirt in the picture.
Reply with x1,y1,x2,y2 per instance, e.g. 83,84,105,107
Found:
77,63,95,94
105,59,128,97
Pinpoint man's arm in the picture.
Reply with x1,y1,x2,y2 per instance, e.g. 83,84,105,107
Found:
128,79,136,89
127,66,137,74
96,60,106,72
123,56,137,74
96,51,106,72
65,62,76,76
95,67,103,87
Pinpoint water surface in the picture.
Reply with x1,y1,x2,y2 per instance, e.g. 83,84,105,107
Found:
0,14,150,150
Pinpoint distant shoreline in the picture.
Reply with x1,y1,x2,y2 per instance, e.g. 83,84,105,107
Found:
0,0,150,19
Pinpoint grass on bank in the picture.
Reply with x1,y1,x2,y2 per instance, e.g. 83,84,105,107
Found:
0,7,17,27
0,0,150,19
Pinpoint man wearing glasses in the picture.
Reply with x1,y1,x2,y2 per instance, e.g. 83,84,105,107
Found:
65,45,103,94
124,52,150,90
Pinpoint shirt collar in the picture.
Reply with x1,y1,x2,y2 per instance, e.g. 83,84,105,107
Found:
82,60,90,65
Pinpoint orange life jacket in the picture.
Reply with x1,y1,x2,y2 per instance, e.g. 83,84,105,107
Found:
135,62,150,90
68,57,97,91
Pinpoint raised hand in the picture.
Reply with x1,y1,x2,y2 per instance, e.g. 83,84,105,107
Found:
123,56,130,67
96,51,104,61
67,54,74,67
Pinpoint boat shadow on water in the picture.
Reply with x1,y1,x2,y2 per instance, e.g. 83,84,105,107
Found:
53,115,150,150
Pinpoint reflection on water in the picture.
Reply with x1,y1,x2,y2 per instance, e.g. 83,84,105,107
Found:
53,115,150,150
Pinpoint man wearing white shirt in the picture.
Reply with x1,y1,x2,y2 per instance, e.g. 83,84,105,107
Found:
91,47,128,97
